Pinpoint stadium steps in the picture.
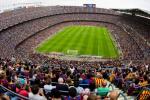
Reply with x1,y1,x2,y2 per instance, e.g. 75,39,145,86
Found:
107,81,135,100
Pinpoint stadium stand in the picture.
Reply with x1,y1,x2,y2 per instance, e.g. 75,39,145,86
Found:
0,57,149,99
0,6,149,100
0,7,149,62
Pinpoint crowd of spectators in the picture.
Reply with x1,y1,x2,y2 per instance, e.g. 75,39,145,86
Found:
0,56,149,100
0,6,118,32
121,15,150,42
120,15,150,62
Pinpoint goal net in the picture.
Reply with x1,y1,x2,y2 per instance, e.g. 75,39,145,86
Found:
67,50,78,56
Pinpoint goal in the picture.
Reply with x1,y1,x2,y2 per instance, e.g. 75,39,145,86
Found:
67,50,78,56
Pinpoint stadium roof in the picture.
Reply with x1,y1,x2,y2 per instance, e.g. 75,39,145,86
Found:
0,0,150,13
113,8,150,18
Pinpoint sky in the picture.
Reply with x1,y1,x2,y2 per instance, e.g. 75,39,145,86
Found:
0,0,150,12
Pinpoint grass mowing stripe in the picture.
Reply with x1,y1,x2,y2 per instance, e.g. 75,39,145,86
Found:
38,27,69,46
100,28,109,57
81,26,93,55
104,28,118,58
69,26,85,51
97,27,102,56
102,28,109,57
90,26,95,55
90,26,97,55
79,26,91,55
84,26,93,55
105,29,115,57
99,28,105,57
71,26,87,55
60,26,83,53
43,27,76,52
104,28,112,57
92,27,99,56
36,27,72,52
98,27,104,56
106,29,119,58
49,27,79,52
96,27,100,56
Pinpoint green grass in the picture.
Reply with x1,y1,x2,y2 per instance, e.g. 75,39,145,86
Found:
36,25,119,58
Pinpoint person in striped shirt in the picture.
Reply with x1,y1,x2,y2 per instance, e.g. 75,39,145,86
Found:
94,73,105,88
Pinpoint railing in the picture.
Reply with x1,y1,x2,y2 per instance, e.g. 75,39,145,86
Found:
117,92,128,100
108,83,114,90
0,85,29,100
51,81,114,89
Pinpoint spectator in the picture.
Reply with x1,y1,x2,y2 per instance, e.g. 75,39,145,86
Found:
65,87,81,99
15,84,28,97
50,89,62,100
0,94,10,100
139,75,148,87
56,77,69,91
44,78,55,94
82,88,91,100
74,81,84,94
29,85,47,100
69,66,75,74
87,94,97,100
95,80,110,97
108,91,119,100
95,74,105,88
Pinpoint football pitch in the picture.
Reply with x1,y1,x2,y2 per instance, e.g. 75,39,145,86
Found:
36,25,119,58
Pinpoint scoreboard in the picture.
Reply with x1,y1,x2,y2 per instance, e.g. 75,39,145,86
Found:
83,4,96,8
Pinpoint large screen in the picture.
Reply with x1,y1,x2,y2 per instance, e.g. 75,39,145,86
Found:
83,4,96,8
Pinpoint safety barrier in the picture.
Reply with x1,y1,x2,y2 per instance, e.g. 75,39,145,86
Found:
0,85,29,100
